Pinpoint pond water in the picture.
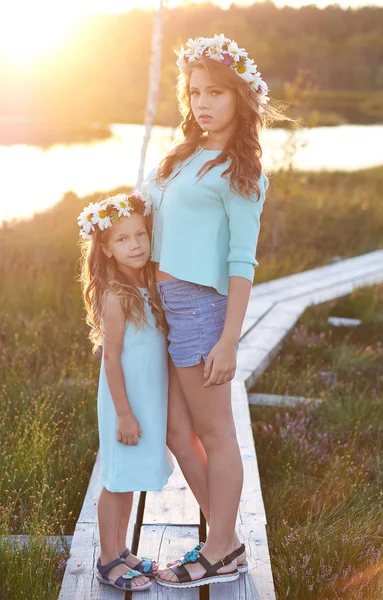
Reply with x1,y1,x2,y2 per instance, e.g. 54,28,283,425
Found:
1,123,382,222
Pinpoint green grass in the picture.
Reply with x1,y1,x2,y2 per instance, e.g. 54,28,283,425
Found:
250,285,383,599
0,537,70,600
0,166,382,598
0,191,107,598
255,166,383,282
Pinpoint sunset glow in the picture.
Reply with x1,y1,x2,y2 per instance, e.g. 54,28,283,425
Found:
1,0,381,65
0,5,79,63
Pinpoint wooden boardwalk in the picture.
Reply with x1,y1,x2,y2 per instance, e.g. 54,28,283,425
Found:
58,249,383,600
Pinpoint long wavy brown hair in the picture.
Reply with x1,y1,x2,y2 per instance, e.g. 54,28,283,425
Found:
78,211,168,353
157,57,286,199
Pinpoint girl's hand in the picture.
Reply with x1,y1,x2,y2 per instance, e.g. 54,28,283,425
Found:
203,339,237,387
116,414,142,446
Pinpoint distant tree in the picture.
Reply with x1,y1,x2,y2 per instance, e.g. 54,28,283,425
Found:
2,3,383,128
137,0,164,188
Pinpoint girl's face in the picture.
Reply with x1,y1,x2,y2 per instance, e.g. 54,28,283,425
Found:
102,213,151,276
189,67,237,135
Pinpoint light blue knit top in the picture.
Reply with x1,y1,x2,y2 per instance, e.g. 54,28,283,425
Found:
142,146,268,296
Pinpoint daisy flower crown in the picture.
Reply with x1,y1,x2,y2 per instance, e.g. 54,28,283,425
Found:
77,190,152,240
175,34,269,107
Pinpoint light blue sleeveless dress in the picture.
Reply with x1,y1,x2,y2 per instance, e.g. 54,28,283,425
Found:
97,287,174,492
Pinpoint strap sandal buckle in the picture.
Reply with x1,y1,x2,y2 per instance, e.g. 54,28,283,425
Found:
221,556,232,567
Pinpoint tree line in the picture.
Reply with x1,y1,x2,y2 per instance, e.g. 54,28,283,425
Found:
0,2,382,128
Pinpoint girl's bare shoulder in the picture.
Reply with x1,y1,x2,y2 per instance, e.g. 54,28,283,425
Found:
102,290,125,322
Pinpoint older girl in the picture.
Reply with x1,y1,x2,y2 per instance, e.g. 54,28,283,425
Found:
142,34,274,589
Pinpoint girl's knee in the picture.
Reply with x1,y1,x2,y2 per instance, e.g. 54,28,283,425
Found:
197,427,237,452
167,427,193,457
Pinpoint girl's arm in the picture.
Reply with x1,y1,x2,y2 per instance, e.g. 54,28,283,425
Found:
204,276,251,387
204,175,267,387
221,276,252,347
102,292,142,445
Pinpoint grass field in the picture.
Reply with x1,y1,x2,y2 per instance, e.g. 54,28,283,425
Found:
0,166,382,598
250,285,383,599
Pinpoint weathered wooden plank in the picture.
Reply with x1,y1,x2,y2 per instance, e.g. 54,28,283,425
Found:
236,306,301,389
250,250,383,300
250,260,383,308
245,299,275,320
243,309,300,343
132,525,200,599
142,459,200,526
241,299,275,339
248,393,322,407
236,347,271,379
235,365,257,383
241,313,263,340
4,535,73,551
241,327,290,353
254,265,379,306
240,254,383,376
272,299,307,316
210,381,276,599
232,381,267,525
77,451,102,524
239,267,383,391
236,358,275,390
294,268,383,308
327,316,361,327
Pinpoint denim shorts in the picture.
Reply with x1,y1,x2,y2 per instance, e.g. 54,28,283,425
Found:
155,278,229,368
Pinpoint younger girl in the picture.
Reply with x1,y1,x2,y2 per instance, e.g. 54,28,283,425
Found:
78,191,173,592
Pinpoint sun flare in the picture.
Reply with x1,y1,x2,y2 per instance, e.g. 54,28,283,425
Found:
0,4,82,63
0,1,165,63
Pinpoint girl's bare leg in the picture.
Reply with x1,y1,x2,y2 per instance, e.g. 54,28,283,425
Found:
166,357,210,516
163,358,246,569
116,490,134,555
116,491,158,572
158,360,243,583
98,486,149,587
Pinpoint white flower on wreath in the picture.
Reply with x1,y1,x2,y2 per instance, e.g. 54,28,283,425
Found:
211,33,230,49
240,58,258,83
227,40,247,62
176,45,188,69
185,37,205,62
111,193,132,217
130,189,152,216
251,73,263,91
80,229,93,240
206,45,224,62
140,191,152,216
91,205,112,231
258,78,269,97
206,34,229,61
251,76,270,104
77,202,98,236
